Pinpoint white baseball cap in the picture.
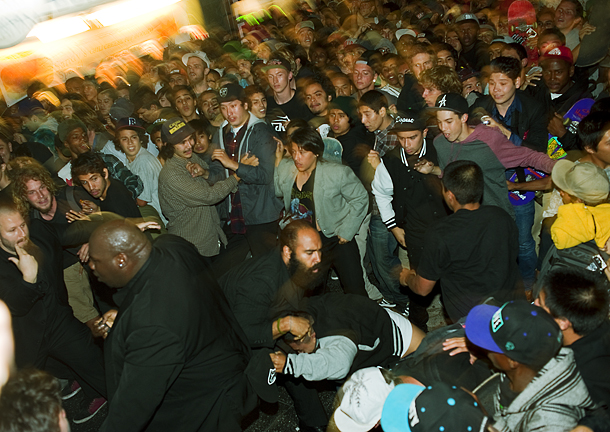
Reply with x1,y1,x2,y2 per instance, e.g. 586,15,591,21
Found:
396,29,417,40
332,367,395,432
182,51,210,69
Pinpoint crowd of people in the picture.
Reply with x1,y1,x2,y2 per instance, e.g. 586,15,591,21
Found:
0,0,609,430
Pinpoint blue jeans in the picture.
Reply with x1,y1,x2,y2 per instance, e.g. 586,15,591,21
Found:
367,215,409,305
514,200,537,289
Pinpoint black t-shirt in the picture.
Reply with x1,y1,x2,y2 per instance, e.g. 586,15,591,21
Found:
290,169,316,224
267,92,314,127
335,124,374,179
417,206,521,322
98,179,141,218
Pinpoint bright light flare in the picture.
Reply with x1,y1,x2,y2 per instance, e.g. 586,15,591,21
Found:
88,0,181,27
27,16,91,43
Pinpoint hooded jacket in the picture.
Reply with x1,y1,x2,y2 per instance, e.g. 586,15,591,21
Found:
492,348,595,432
215,112,283,225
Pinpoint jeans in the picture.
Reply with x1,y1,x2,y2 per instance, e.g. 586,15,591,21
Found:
514,200,537,289
367,215,409,306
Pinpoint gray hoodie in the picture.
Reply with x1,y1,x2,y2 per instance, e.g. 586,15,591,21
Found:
492,347,595,432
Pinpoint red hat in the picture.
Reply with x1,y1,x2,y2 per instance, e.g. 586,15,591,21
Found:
541,45,573,65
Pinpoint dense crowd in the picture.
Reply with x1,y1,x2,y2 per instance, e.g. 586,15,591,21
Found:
0,0,609,431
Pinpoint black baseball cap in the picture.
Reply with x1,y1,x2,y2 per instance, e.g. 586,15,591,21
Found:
465,300,562,370
18,98,45,117
245,349,279,403
391,112,426,132
428,93,469,115
381,382,489,432
218,83,246,104
115,117,144,132
162,117,195,145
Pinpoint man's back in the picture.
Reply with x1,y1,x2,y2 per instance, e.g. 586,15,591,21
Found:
570,319,610,409
417,206,520,321
102,235,254,432
219,247,302,349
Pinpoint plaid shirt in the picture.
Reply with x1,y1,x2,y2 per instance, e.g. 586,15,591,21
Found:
158,153,238,256
373,118,399,157
225,126,247,234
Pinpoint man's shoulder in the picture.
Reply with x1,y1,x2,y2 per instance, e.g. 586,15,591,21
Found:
220,248,286,290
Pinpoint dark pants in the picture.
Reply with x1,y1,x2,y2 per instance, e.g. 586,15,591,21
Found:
39,314,107,400
321,235,367,296
214,220,279,278
280,375,328,428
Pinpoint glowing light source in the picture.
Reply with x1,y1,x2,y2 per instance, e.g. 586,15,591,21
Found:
88,0,181,27
27,16,90,43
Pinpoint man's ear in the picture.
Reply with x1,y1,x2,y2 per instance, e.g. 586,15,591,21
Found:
506,357,520,370
514,76,522,89
460,113,469,124
243,101,249,112
556,317,571,332
102,168,109,179
114,252,128,269
423,128,429,138
569,65,575,78
282,245,292,262
379,106,387,118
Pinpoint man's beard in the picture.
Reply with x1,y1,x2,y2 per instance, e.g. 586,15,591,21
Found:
287,252,325,291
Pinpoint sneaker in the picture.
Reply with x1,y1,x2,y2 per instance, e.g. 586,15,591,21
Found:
61,380,81,400
378,298,396,308
73,397,107,424
330,270,339,281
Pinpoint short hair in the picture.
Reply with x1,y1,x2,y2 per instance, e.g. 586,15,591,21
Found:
282,311,315,341
0,369,63,432
133,90,159,112
71,151,107,183
188,118,212,137
302,73,336,100
504,43,528,61
290,126,325,158
539,28,567,46
244,84,266,105
286,119,311,138
60,92,86,103
406,43,437,65
113,126,149,152
169,85,196,106
280,219,316,251
540,267,610,336
432,43,459,62
489,56,522,81
0,192,19,217
561,0,584,18
578,111,610,152
11,162,58,214
442,160,484,205
419,66,463,94
358,90,388,113
98,87,118,102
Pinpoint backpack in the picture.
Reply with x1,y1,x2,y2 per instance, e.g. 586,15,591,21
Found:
535,240,609,296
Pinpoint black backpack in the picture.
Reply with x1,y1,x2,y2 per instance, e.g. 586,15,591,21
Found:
535,240,609,296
